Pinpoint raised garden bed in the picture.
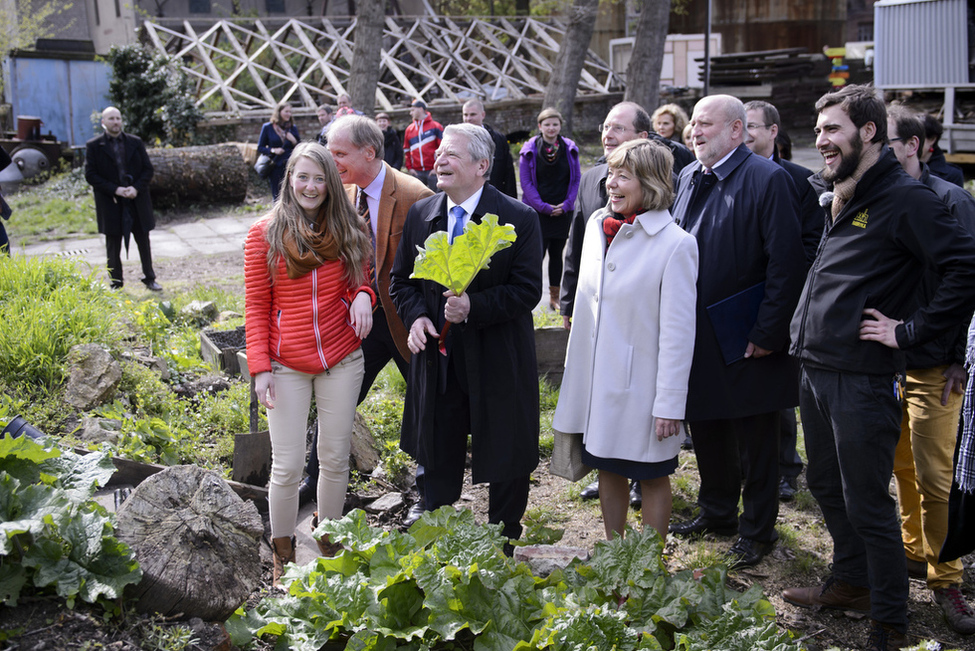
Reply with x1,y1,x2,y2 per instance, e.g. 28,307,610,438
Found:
200,325,246,375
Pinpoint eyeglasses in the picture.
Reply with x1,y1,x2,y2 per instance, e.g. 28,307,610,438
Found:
888,137,904,143
746,123,770,131
599,123,632,135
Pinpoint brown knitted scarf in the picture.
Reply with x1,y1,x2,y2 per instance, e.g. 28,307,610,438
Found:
281,218,339,279
831,144,881,221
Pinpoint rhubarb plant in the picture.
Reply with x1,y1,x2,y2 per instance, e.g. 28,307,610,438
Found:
227,508,801,651
0,434,141,608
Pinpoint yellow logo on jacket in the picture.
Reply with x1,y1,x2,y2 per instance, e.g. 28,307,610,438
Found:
852,209,868,228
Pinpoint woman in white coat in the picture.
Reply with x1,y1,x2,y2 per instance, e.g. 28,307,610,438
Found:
553,139,698,541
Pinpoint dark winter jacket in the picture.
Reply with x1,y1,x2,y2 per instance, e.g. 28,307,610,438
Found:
790,149,975,375
904,164,975,370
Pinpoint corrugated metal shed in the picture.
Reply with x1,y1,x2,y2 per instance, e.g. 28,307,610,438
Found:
6,56,111,148
874,0,969,87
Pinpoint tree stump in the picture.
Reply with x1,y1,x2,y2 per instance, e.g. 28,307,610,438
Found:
115,465,263,621
147,144,248,206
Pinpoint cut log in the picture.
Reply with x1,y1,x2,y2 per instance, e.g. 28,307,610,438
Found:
147,144,248,206
115,465,263,620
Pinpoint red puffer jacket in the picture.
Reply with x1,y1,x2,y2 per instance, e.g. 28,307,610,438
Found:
244,216,375,376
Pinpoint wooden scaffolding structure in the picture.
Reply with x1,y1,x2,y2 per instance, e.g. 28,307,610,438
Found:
141,16,621,116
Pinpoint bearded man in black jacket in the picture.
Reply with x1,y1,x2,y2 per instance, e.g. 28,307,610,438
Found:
786,85,975,651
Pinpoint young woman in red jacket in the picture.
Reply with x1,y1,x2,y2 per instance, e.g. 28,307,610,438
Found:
244,141,374,584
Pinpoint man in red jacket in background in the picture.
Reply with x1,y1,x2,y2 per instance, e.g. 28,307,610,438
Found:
403,99,443,191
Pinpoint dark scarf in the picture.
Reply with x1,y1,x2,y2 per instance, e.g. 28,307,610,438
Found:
603,213,636,247
281,217,339,279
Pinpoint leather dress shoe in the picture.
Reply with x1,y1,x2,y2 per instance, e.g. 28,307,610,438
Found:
144,280,163,292
669,515,738,537
727,536,774,569
629,480,641,508
579,479,599,500
778,476,797,502
782,576,871,612
865,620,910,651
403,503,426,527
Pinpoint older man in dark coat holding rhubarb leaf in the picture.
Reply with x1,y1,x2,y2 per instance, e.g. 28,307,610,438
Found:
669,95,806,570
390,123,542,542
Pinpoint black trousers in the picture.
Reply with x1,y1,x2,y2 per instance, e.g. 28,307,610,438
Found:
105,227,155,287
422,353,530,541
304,306,409,481
779,407,803,481
689,411,780,542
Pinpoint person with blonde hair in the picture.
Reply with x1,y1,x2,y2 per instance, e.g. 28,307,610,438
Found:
554,138,698,541
652,103,689,142
257,101,300,201
244,141,374,585
519,107,581,311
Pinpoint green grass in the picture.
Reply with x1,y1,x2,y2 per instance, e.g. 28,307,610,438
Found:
6,168,98,245
0,256,120,389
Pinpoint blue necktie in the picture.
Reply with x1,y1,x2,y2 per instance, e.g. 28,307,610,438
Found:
449,205,466,243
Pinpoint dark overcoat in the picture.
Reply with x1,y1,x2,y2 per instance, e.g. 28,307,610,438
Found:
389,184,543,484
773,149,825,266
85,132,155,236
672,143,806,420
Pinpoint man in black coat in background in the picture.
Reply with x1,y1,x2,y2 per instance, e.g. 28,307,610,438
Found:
743,99,824,504
85,106,161,291
461,99,517,198
669,95,806,571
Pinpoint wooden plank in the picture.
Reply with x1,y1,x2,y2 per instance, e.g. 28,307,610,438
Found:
182,21,240,114
76,448,270,506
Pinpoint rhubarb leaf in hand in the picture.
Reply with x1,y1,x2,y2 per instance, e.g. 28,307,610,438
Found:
410,214,516,295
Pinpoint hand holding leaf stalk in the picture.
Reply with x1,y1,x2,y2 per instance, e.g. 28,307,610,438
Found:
410,214,517,354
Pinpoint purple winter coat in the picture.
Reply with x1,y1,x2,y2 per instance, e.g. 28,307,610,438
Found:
519,135,581,216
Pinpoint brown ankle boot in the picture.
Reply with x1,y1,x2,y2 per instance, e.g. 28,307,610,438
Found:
311,512,343,557
549,286,560,312
271,536,296,586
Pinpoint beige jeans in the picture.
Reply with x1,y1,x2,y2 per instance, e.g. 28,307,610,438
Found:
267,349,363,538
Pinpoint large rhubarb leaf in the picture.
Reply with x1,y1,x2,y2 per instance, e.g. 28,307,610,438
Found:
410,214,516,295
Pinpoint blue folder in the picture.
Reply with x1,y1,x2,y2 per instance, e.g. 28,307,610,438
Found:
705,281,766,366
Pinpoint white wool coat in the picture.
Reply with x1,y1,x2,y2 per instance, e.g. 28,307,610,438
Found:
553,208,698,463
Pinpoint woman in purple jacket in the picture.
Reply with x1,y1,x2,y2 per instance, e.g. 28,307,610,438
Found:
519,107,581,311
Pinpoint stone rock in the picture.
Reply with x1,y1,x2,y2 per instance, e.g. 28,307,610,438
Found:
513,545,590,577
76,416,122,445
351,412,380,473
181,300,218,325
365,492,405,514
217,310,243,323
115,465,263,620
64,344,122,409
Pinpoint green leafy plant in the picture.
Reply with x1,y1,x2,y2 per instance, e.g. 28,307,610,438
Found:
410,214,517,352
227,508,801,651
0,434,141,608
410,214,516,296
105,44,203,147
